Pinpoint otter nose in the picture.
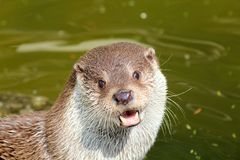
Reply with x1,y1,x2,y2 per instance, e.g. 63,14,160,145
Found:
113,90,133,105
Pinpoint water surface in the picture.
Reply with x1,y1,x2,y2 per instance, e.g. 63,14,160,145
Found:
0,0,239,159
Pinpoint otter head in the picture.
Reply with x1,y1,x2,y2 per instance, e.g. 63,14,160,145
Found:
73,42,166,128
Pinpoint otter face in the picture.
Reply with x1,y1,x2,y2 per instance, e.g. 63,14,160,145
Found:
74,42,165,128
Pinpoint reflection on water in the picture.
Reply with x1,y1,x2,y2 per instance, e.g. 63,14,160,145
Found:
16,38,146,53
0,0,239,159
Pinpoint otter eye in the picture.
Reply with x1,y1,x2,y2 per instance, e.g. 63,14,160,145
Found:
98,80,106,88
132,71,141,80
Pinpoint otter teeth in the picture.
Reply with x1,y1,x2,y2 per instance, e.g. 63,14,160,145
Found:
119,110,141,127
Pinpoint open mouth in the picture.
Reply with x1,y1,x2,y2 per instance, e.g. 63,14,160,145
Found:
119,110,141,128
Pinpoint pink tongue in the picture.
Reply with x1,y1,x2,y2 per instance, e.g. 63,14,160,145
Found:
119,111,140,127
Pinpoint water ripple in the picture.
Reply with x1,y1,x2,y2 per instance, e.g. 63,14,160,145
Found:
148,34,226,60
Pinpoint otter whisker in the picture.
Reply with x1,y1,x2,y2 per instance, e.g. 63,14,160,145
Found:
167,88,192,98
160,54,173,67
165,108,177,126
160,120,167,136
164,111,173,135
162,115,172,136
167,97,185,117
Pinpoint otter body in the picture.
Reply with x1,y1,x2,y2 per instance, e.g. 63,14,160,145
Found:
0,42,167,160
0,113,51,159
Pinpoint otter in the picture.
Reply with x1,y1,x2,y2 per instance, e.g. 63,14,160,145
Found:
0,42,167,160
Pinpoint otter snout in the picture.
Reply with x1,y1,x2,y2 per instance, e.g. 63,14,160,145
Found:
113,90,133,105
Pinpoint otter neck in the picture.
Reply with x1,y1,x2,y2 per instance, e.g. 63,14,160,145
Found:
45,71,78,159
45,70,166,160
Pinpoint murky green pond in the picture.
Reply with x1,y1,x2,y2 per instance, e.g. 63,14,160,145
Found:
0,0,239,159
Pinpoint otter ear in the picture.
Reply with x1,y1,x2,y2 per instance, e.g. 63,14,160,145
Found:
144,48,156,63
73,62,84,73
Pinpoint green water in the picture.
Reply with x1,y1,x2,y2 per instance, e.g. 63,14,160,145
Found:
0,0,239,159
